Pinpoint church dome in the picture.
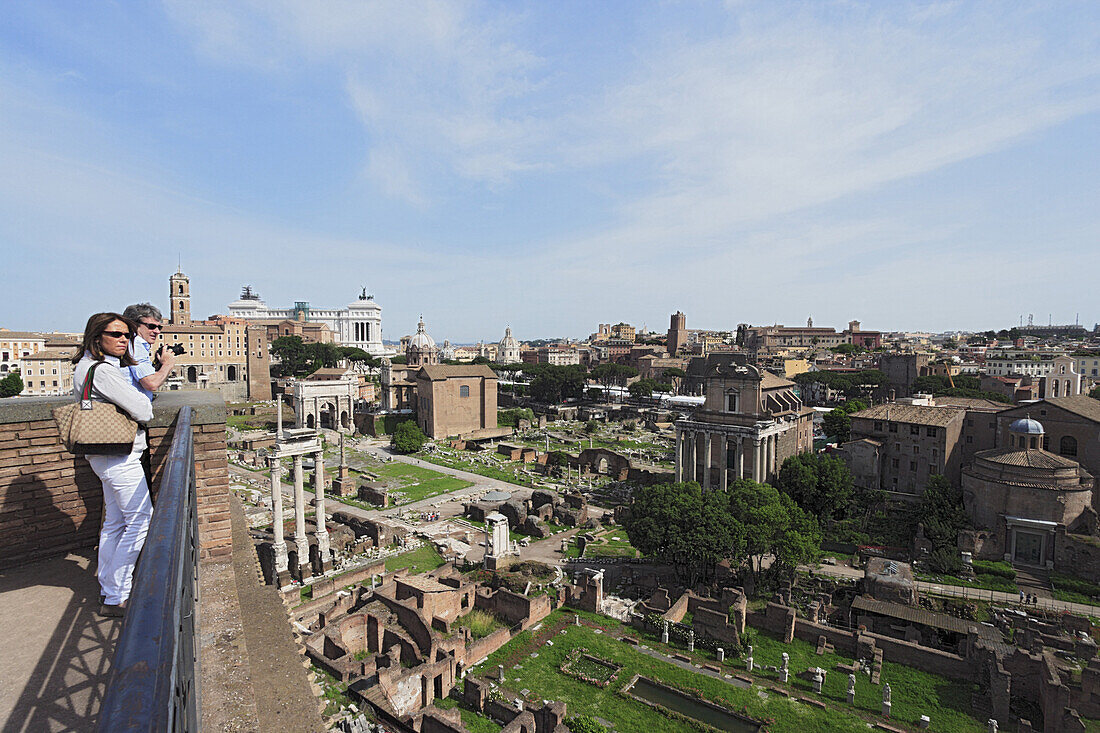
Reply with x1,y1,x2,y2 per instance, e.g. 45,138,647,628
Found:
499,326,519,349
1009,417,1045,435
408,317,436,350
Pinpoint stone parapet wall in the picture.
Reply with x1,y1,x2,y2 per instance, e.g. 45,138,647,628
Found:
0,392,228,563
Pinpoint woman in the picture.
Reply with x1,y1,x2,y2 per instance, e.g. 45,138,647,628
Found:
71,313,155,617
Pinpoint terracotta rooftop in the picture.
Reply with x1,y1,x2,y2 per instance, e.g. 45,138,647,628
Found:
1043,395,1100,424
0,332,46,340
417,364,497,381
850,404,965,427
932,397,1012,412
20,348,76,361
978,448,1082,470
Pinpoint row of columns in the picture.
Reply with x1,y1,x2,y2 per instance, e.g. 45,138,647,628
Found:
270,451,331,581
675,429,781,487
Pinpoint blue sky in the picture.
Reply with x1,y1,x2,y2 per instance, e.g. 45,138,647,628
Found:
2,1,1098,341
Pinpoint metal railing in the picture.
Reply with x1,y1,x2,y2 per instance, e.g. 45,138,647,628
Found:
99,406,200,732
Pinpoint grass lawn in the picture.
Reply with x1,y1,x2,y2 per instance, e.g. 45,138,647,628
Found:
434,696,502,733
385,544,445,575
473,612,870,732
373,462,474,504
455,609,506,640
917,571,1018,594
472,609,986,733
1051,572,1100,605
419,451,540,489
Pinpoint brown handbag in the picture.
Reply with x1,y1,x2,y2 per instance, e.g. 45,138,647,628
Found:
52,362,138,455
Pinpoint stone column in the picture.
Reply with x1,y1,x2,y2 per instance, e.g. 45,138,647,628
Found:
675,429,683,483
718,433,728,491
701,432,712,490
293,454,309,573
752,437,763,482
686,432,697,483
736,436,744,480
314,449,331,570
270,458,288,576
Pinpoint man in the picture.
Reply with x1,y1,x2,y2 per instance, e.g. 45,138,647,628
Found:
122,303,176,398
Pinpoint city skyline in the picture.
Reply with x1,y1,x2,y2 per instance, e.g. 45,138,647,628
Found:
2,2,1099,338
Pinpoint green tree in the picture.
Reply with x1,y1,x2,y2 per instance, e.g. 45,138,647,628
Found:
628,378,659,398
590,363,638,400
822,399,867,442
391,420,427,453
0,371,23,398
919,475,969,574
623,481,731,586
727,480,819,584
530,365,586,403
1088,386,1100,400
585,387,603,401
584,419,599,434
271,336,309,376
776,452,854,522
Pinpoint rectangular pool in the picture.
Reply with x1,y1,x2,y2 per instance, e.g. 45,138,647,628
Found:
625,676,761,733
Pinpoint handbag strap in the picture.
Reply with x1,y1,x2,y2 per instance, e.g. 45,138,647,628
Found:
80,361,104,409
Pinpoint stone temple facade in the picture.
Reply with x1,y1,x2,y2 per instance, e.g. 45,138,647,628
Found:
675,354,814,488
963,417,1095,569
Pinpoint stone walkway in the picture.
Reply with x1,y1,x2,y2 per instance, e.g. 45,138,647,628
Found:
807,563,1100,618
0,551,118,733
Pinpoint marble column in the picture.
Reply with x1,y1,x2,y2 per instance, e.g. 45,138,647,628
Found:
718,433,728,491
736,436,744,480
675,429,683,483
687,432,697,483
752,438,763,482
293,454,309,570
702,432,712,490
314,449,330,567
270,458,288,574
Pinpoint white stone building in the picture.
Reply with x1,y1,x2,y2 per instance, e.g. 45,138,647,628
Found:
227,287,391,356
292,368,357,431
496,327,521,364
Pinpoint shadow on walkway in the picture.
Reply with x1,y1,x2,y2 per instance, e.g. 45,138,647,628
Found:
0,551,119,733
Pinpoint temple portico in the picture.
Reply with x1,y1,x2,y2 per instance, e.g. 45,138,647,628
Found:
269,405,332,587
675,355,814,489
674,419,787,487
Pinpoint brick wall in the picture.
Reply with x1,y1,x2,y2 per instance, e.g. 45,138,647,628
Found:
0,391,229,564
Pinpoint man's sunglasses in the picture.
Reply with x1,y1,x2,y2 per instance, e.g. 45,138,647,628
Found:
102,331,131,339
140,321,163,331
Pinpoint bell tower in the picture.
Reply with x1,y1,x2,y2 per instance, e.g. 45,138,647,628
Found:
170,269,191,326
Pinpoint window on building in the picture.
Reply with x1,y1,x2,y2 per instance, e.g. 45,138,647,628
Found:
725,389,740,412
966,435,973,444
927,464,935,474
1060,436,1078,457
910,461,917,471
460,385,470,398
892,458,899,468
889,423,898,433
926,427,937,437
873,421,882,431
910,425,920,435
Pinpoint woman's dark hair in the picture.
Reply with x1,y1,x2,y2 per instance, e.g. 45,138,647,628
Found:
72,312,138,366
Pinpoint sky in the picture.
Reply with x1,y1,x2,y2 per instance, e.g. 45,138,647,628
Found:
1,1,1099,342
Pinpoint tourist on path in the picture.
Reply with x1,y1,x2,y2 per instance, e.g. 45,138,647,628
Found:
71,313,155,617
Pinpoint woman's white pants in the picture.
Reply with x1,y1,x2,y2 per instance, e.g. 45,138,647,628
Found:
87,446,153,606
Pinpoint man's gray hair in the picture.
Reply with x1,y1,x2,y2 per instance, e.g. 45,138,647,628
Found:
123,303,163,323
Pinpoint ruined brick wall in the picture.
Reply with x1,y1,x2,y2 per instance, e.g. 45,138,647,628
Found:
749,604,975,681
474,587,552,628
0,392,229,563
